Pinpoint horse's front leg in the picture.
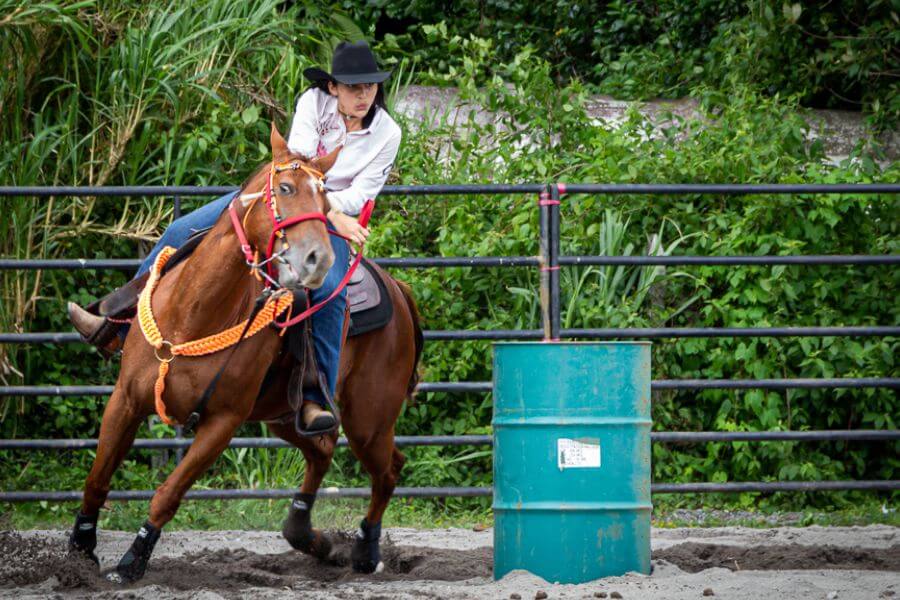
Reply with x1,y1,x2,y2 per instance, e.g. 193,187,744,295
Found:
106,411,243,584
69,384,145,566
267,421,337,560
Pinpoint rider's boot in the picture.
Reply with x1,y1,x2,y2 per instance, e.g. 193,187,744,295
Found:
68,303,124,355
68,273,149,357
301,400,337,433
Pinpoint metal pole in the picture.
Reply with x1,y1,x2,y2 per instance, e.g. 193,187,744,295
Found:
4,378,900,396
7,254,900,271
2,480,897,502
4,429,900,450
538,185,552,339
549,184,561,340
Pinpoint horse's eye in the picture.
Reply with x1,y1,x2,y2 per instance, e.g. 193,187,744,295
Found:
279,183,294,195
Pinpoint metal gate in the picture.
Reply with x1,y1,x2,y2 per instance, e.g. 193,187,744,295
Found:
1,182,898,501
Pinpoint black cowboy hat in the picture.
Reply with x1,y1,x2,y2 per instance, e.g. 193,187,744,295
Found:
303,41,391,85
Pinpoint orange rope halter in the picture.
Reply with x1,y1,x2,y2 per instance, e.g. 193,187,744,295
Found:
137,246,293,425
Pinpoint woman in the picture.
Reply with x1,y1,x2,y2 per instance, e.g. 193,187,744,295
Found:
68,40,402,433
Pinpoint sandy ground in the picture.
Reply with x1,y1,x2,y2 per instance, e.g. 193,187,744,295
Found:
1,525,898,599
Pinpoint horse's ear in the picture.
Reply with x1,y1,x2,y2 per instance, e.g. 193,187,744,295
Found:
270,122,289,162
310,144,342,175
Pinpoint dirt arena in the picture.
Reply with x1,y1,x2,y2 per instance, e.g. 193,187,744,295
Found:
2,525,898,599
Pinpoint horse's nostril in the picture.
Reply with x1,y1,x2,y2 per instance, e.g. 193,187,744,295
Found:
304,249,318,269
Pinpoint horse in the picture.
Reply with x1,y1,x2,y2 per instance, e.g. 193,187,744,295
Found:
66,124,423,583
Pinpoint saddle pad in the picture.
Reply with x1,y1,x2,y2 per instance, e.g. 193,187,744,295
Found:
347,257,393,337
286,256,392,346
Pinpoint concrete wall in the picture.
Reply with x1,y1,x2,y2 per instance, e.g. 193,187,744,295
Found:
394,86,898,165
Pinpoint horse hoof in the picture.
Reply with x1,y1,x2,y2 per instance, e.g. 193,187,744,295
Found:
292,530,332,561
69,511,99,567
104,571,128,585
283,526,332,560
108,520,160,585
68,545,100,567
310,531,333,560
351,559,384,574
352,559,382,574
351,518,382,574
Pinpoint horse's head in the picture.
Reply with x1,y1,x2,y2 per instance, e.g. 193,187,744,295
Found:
240,124,341,291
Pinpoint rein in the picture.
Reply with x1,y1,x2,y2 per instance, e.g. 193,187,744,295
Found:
139,160,374,430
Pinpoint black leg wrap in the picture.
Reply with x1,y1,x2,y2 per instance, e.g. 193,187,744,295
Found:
68,511,99,566
107,520,161,584
282,493,332,559
351,518,382,574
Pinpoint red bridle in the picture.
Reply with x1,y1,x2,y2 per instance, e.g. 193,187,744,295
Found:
227,160,374,328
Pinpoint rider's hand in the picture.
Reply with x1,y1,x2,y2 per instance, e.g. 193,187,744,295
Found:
328,209,370,246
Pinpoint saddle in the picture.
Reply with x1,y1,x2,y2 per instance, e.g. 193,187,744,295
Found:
346,257,394,337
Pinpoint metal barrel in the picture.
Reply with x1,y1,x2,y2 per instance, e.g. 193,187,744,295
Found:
492,342,652,583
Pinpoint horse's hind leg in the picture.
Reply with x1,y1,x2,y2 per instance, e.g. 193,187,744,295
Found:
69,385,145,565
267,421,336,559
344,423,405,574
106,411,243,584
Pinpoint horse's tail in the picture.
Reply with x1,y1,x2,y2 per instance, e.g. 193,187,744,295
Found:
395,278,424,402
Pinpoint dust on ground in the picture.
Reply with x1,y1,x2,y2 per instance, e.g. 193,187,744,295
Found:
2,526,898,599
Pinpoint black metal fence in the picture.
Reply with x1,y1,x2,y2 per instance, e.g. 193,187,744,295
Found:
1,183,898,502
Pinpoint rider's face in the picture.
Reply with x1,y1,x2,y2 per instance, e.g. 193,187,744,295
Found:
327,81,378,121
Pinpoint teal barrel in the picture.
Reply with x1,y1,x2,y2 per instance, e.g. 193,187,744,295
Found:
492,342,651,583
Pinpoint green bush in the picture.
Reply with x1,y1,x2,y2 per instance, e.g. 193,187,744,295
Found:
348,0,899,130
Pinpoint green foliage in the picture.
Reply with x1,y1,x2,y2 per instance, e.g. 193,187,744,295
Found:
0,1,897,520
349,0,899,130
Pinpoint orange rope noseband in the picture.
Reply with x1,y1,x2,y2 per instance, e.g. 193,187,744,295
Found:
137,246,293,425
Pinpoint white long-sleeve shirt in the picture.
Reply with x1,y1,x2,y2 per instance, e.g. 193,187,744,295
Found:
286,87,402,216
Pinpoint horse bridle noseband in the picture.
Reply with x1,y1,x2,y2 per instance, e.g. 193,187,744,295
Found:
229,161,329,289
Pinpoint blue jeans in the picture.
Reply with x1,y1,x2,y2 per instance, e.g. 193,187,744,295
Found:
136,192,349,408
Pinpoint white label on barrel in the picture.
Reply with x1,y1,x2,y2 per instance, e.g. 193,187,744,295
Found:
557,438,601,469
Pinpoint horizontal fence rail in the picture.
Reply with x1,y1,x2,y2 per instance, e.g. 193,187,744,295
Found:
2,481,897,503
4,255,900,271
4,326,899,345
3,430,898,451
3,378,899,397
3,183,900,196
2,182,898,503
